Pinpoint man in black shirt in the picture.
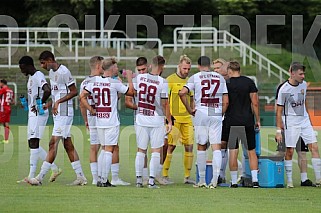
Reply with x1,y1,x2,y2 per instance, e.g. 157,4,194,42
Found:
221,61,260,188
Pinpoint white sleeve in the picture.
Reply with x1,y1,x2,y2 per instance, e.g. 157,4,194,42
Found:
276,87,286,106
63,69,76,87
84,81,93,94
115,80,129,94
36,72,48,89
185,75,195,92
161,79,168,99
220,76,228,94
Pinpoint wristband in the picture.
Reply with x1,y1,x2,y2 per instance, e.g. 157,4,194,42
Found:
276,129,282,134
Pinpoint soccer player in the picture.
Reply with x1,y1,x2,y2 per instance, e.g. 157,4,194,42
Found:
162,54,195,184
18,56,61,183
79,58,134,187
275,62,321,188
101,57,130,186
125,56,150,184
0,79,14,144
133,55,172,188
179,56,229,188
222,60,260,188
79,56,104,185
27,51,87,186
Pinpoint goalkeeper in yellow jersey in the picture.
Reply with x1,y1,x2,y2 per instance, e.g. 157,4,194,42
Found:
162,55,195,184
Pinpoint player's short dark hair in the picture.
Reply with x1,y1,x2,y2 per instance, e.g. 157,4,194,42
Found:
197,56,211,67
136,57,148,66
227,60,241,71
19,56,34,66
290,62,305,72
39,50,55,61
152,55,165,66
0,79,7,85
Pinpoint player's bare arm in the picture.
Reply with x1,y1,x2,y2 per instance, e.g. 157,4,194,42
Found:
162,98,172,134
52,83,78,115
125,95,137,110
125,69,134,97
222,93,229,114
275,104,284,143
79,89,96,116
79,100,88,129
250,92,260,129
179,87,195,116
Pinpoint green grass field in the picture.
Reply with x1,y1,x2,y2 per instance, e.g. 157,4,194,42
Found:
1,125,321,213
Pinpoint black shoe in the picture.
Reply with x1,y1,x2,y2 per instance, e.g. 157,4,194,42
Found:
252,182,260,188
96,181,102,187
102,180,116,187
301,179,315,187
217,176,226,184
230,184,238,188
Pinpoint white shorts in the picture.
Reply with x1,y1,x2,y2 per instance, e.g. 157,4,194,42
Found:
135,125,165,149
27,114,49,140
193,110,222,145
97,126,119,146
284,124,317,148
52,116,73,138
89,127,99,145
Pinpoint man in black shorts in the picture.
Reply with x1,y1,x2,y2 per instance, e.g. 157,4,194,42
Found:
222,60,260,188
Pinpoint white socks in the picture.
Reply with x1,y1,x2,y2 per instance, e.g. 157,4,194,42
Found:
230,171,238,185
29,149,40,178
135,152,145,177
111,163,119,181
197,150,206,184
71,160,85,178
312,158,321,182
285,160,293,183
38,146,58,171
143,167,148,179
101,151,112,183
301,172,308,182
38,161,52,181
251,170,258,182
90,162,98,182
97,150,104,181
212,150,222,184
150,152,160,178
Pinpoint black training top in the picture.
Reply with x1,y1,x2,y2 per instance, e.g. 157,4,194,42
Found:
224,76,258,126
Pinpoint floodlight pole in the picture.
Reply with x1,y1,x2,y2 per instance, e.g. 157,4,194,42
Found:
100,0,104,47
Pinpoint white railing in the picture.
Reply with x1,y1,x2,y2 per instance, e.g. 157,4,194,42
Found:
172,27,289,83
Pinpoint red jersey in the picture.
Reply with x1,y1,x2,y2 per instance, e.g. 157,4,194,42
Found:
0,86,14,112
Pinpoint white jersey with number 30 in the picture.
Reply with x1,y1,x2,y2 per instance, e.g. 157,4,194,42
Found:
185,71,227,116
85,76,128,128
134,73,168,127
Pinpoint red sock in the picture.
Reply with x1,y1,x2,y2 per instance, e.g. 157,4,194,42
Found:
4,126,9,140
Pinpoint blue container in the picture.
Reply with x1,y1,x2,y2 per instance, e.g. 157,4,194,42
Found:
245,156,284,188
195,161,213,185
258,156,284,188
20,95,28,111
36,97,45,115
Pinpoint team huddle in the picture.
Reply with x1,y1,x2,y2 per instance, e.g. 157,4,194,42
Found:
9,50,321,188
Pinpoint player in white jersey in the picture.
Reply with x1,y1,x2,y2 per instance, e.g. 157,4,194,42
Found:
79,56,104,185
28,51,87,186
18,56,61,183
133,55,172,189
80,58,134,187
125,57,150,185
275,62,321,188
101,58,131,186
180,56,229,188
